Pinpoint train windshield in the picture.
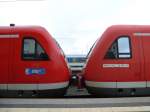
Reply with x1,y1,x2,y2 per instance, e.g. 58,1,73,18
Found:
86,39,98,59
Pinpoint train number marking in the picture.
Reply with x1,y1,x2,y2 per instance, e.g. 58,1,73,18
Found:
102,64,129,68
25,68,46,75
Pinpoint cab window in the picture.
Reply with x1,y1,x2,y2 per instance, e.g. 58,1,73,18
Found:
23,38,49,60
104,36,131,59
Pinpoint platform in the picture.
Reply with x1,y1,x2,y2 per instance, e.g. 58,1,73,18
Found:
1,97,150,111
0,97,150,108
0,106,150,112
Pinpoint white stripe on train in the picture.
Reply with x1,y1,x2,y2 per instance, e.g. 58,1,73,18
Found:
0,81,69,90
85,81,150,88
134,32,150,36
0,34,19,38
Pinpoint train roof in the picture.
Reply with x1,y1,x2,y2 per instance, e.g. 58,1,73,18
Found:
0,25,48,34
106,25,150,33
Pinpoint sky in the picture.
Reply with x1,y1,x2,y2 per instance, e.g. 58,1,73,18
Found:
0,0,150,55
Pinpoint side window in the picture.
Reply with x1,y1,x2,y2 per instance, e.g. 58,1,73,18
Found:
118,38,131,58
104,36,131,59
23,39,36,59
23,38,49,60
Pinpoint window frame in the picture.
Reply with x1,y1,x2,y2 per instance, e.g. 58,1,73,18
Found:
104,36,132,60
22,37,49,61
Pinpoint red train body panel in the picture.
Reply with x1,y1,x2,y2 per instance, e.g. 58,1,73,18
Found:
0,26,70,97
84,25,150,96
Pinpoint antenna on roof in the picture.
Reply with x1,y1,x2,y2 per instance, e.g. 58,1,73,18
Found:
10,24,15,27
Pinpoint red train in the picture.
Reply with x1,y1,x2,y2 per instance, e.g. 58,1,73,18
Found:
0,25,70,97
83,25,150,96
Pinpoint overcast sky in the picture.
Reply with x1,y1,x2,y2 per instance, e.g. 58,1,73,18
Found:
0,0,150,55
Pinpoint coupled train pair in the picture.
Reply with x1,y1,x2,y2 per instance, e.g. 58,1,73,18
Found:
0,25,150,97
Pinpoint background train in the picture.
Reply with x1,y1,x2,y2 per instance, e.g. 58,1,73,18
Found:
83,25,150,96
0,25,70,97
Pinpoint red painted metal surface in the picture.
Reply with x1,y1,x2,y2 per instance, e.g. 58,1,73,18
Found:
84,25,150,83
0,26,70,85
